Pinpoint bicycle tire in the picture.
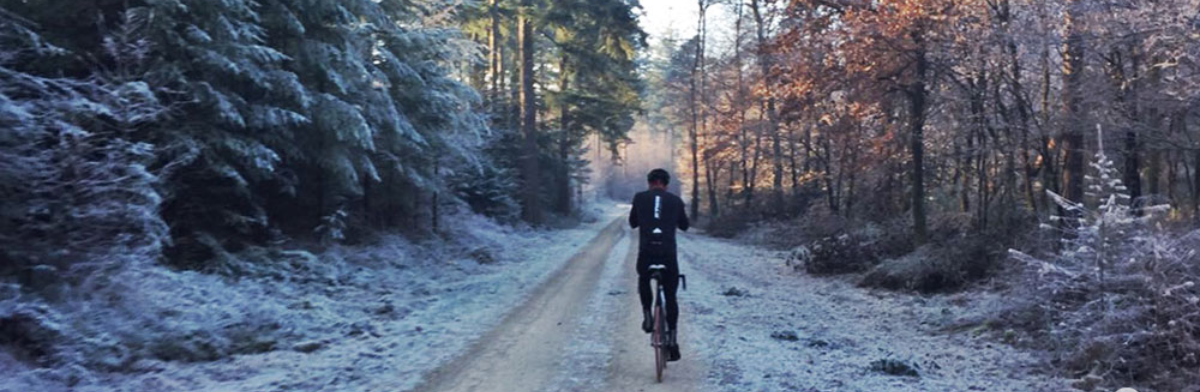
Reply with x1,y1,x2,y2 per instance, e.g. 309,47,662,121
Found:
654,302,664,382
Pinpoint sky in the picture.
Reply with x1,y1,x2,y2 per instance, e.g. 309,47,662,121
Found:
636,0,736,53
637,0,700,44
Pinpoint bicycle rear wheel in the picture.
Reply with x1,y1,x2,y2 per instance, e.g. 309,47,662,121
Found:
654,303,665,382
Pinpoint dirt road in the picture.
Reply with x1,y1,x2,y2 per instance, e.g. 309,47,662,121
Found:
413,219,704,392
413,216,1067,392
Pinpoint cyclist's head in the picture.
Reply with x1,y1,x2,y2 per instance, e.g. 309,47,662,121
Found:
647,169,670,188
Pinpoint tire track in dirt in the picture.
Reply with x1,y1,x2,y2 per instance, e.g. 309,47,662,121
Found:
410,218,625,392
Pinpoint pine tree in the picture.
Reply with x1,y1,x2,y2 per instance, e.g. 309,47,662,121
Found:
1038,125,1169,286
0,8,169,269
542,0,644,213
4,0,495,266
137,0,309,264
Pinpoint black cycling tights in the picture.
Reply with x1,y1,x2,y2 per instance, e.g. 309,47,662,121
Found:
637,254,679,331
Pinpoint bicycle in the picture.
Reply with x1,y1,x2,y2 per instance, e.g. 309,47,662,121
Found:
647,264,686,382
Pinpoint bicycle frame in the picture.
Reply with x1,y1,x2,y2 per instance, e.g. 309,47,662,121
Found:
649,269,685,382
651,272,668,382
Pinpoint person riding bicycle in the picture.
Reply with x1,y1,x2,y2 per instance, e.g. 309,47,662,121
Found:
628,168,689,362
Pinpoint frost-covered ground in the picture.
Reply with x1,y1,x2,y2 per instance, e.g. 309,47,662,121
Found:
4,203,1077,392
408,220,1069,392
678,233,1070,392
0,203,623,392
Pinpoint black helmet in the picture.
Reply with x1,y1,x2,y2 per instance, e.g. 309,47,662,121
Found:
647,168,670,185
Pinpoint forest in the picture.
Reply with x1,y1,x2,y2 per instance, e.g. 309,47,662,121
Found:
642,0,1200,389
0,0,643,268
1,0,1199,391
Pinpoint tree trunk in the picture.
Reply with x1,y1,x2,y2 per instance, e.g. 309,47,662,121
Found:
748,103,764,208
977,130,989,229
968,68,989,227
689,0,707,220
1005,19,1040,215
804,124,812,174
1147,110,1167,198
953,139,965,211
1060,0,1087,219
909,30,929,244
1040,45,1058,211
1169,112,1187,207
700,1,714,219
1168,149,1179,205
509,30,520,131
789,124,799,195
556,55,572,214
961,120,973,214
489,0,503,115
1148,149,1162,196
823,137,838,213
1123,126,1142,210
750,0,784,215
689,75,701,219
734,0,749,209
518,9,541,224
1104,45,1144,213
727,160,737,204
706,159,719,217
846,145,859,217
1194,147,1200,222
1002,4,1039,215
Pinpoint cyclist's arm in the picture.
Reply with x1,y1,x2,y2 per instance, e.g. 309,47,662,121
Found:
678,200,690,232
629,197,639,228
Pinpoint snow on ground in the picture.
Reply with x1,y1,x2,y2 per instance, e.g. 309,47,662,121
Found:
677,233,1071,392
0,202,624,392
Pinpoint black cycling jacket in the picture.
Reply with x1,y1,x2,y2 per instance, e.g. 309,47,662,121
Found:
628,189,690,254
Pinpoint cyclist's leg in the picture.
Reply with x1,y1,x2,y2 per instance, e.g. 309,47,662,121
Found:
663,254,680,332
636,253,652,313
663,254,682,360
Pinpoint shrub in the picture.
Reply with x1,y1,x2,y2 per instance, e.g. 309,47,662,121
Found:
736,204,850,250
802,219,915,275
860,236,1001,293
704,212,754,239
1008,130,1200,390
804,233,879,274
860,247,944,291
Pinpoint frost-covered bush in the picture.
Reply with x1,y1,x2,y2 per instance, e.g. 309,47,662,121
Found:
860,246,942,291
704,211,756,238
802,218,915,275
1009,128,1199,389
804,233,882,274
738,203,853,249
861,236,1000,293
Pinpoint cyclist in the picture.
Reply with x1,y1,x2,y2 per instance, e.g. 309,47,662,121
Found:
628,168,689,361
